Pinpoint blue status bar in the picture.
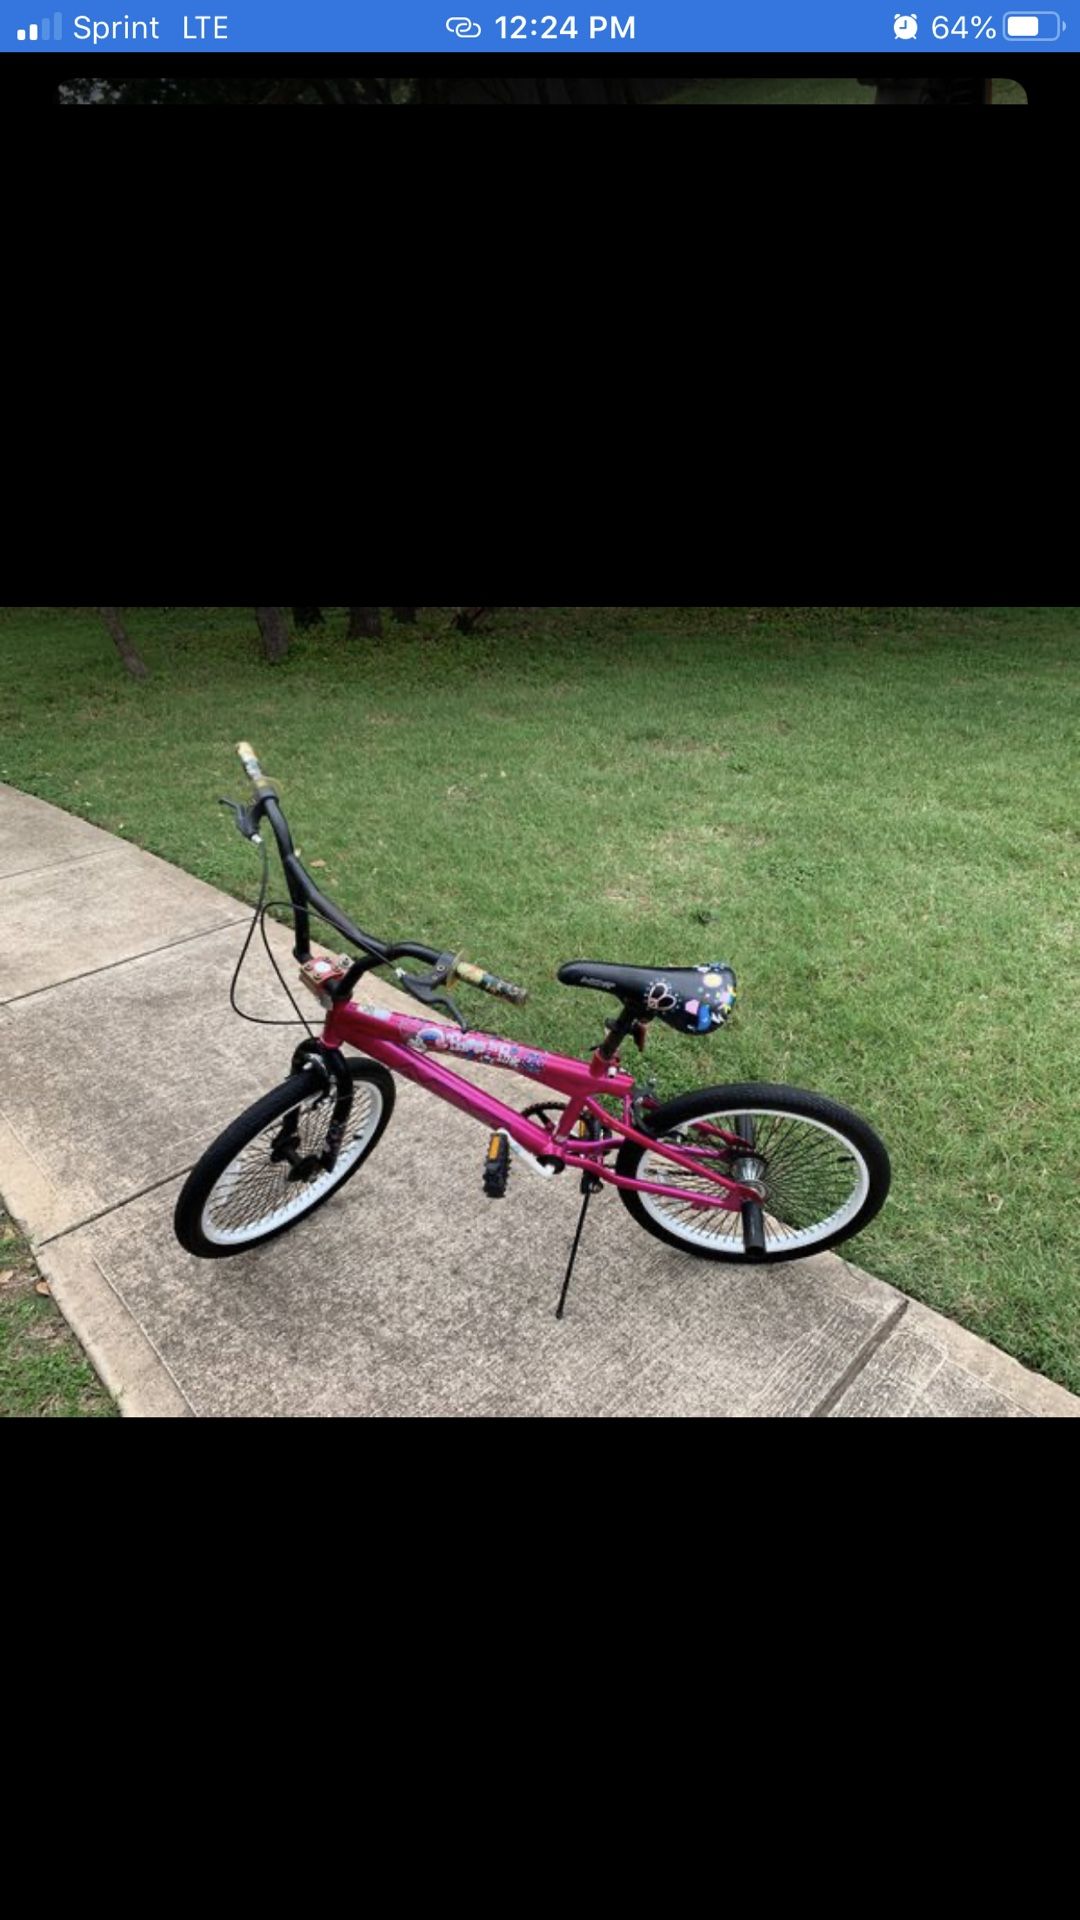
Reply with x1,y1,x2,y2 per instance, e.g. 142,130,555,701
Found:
5,5,1070,53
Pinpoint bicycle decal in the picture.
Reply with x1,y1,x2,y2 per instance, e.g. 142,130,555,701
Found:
645,981,678,1012
641,966,737,1031
412,1024,546,1075
695,966,737,1027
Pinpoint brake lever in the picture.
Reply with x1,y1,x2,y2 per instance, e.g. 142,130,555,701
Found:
396,966,469,1032
429,992,469,1032
219,798,262,842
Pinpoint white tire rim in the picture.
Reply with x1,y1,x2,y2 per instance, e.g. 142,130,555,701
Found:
636,1106,871,1254
199,1081,383,1247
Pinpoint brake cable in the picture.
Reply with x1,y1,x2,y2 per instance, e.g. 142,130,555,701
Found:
227,832,317,1036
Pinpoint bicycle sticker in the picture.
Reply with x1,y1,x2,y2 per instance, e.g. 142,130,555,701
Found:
643,964,737,1033
645,981,678,1012
412,1026,545,1074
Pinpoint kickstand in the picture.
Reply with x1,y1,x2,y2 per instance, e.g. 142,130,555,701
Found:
555,1173,600,1320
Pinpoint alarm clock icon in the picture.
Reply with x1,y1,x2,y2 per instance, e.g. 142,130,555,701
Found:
894,11,918,34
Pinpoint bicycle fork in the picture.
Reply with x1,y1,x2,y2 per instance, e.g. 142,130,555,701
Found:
734,1115,767,1261
281,1040,355,1178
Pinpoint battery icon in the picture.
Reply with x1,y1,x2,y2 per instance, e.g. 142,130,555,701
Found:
1002,11,1063,34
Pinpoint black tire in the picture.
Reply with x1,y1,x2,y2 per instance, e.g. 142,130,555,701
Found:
616,1081,890,1264
174,1058,395,1259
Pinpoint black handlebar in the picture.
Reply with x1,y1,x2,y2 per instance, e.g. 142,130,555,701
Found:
234,743,524,1027
234,740,387,966
265,793,393,968
234,746,467,1025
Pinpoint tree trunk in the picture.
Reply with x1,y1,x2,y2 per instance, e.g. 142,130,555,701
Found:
347,607,383,639
99,607,149,679
453,607,494,634
338,77,392,103
257,78,309,103
254,607,290,661
390,607,417,624
292,606,324,628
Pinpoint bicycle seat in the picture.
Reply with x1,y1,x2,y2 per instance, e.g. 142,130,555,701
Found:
557,960,736,1034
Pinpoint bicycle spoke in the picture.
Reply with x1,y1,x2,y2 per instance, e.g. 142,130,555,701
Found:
637,1105,870,1255
201,1086,380,1245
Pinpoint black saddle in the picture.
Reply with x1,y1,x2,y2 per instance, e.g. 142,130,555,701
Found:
557,960,737,1035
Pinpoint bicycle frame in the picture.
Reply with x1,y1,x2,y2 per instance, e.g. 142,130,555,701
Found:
233,756,757,1215
318,995,759,1212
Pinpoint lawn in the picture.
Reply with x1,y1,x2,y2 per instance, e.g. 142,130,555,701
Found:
0,1202,117,1417
0,606,1077,1390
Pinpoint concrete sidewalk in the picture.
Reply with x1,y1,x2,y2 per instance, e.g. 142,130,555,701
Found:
1,782,1076,1419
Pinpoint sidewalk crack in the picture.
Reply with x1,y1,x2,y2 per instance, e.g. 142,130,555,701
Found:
35,1164,195,1248
0,847,119,883
809,1298,910,1418
1,916,251,1006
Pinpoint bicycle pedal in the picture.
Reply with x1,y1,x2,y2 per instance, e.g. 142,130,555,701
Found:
483,1131,511,1198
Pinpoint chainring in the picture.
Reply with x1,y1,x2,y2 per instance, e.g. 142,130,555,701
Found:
519,1101,568,1168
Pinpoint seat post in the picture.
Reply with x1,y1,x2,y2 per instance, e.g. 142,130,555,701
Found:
595,1003,643,1062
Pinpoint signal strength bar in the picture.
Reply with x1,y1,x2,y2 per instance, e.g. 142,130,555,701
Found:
17,13,63,37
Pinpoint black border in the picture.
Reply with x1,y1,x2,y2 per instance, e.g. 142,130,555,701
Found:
1,50,1072,107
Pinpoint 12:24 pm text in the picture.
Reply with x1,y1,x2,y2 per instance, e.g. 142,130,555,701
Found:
495,16,637,38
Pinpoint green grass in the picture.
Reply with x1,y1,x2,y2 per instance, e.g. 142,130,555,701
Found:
0,1205,117,1417
660,77,1027,104
1,606,1078,1390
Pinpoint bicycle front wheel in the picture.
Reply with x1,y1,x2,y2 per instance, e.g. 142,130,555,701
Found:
616,1081,890,1264
174,1058,395,1258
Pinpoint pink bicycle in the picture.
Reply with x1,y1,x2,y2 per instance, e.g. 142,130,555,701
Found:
175,745,891,1313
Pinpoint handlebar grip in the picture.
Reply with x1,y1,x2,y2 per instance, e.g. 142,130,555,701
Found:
236,741,276,794
455,960,529,1006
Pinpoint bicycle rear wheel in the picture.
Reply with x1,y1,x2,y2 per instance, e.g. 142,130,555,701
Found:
616,1081,890,1264
174,1058,394,1258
